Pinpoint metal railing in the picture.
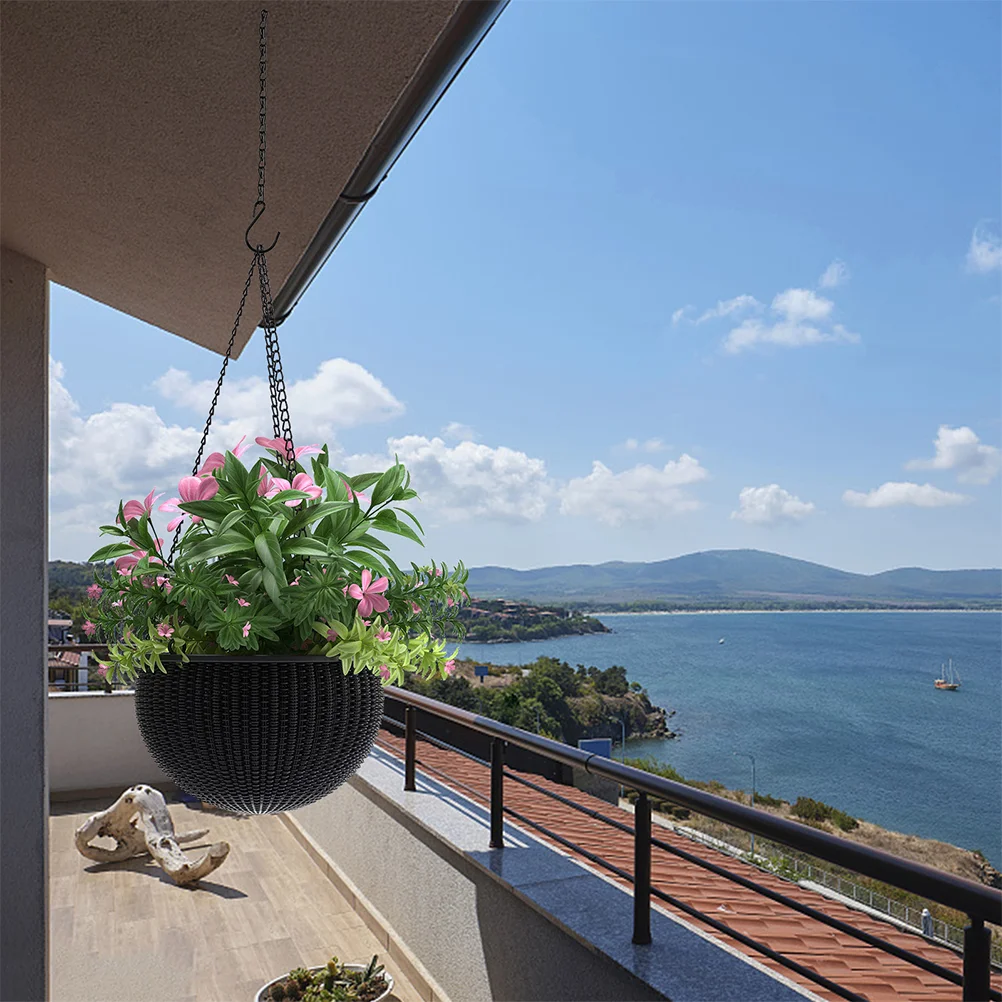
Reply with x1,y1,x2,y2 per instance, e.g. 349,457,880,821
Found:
640,815,1002,969
47,644,126,692
382,686,1002,1002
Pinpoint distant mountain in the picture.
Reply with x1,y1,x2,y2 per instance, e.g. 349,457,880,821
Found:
466,550,1001,607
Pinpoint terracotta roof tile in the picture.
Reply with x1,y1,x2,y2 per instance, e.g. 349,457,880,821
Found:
377,728,1001,1002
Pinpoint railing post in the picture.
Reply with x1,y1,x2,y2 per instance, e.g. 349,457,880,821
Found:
404,707,416,792
632,792,652,945
489,737,504,848
962,917,990,1002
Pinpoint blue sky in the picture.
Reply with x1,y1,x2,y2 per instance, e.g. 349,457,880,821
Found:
50,2,1001,574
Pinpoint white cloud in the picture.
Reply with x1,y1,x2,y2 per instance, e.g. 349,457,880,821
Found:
906,425,1001,485
345,436,551,523
723,287,858,354
623,437,667,453
818,260,849,289
441,422,478,443
694,295,762,325
966,226,1002,274
560,455,709,526
49,356,406,559
671,305,694,325
842,482,971,509
731,485,816,525
155,358,404,442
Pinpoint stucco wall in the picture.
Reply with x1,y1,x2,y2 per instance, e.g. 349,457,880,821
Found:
291,763,664,1002
48,692,172,795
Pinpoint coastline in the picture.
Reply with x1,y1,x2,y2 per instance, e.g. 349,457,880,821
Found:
588,608,1001,617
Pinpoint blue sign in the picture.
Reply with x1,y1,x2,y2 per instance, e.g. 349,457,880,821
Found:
474,665,490,683
578,738,613,759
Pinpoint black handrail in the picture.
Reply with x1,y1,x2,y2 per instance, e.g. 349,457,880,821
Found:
385,686,999,922
384,685,1001,1001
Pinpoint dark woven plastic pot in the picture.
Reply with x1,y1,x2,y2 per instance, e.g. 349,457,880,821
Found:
134,656,384,814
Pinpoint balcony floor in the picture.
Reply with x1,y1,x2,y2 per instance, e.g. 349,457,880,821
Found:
49,799,420,1002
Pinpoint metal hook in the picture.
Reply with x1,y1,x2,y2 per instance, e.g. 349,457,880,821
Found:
245,200,280,253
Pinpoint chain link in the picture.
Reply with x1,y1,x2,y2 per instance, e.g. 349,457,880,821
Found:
258,249,296,475
257,9,268,206
169,257,258,562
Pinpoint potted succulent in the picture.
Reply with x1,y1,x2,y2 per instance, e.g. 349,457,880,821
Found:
255,955,392,1002
86,437,466,813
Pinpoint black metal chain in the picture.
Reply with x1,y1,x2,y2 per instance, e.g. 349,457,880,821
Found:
167,7,297,563
258,249,296,475
168,257,258,562
257,10,268,207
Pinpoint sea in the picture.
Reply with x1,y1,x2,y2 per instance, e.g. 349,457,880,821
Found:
460,611,1002,867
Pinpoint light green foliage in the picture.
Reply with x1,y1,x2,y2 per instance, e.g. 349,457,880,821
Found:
87,446,466,682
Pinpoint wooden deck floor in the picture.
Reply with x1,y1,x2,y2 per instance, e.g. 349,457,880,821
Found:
49,799,421,1002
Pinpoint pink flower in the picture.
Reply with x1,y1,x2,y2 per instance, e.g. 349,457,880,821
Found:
96,666,108,678
159,476,219,531
237,597,250,607
290,472,322,503
443,659,456,676
259,469,322,507
115,548,147,575
156,575,172,595
196,435,250,476
378,665,391,682
120,488,164,525
447,597,455,607
290,575,301,586
225,574,239,586
87,583,103,600
348,569,390,619
435,567,443,577
255,436,322,460
376,629,391,642
411,602,421,614
111,599,123,608
325,628,338,642
156,622,174,639
82,621,96,637
242,621,251,638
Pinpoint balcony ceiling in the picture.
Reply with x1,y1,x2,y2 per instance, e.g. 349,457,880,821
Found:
0,0,463,355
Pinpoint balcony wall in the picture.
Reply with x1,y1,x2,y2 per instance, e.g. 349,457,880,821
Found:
48,691,171,796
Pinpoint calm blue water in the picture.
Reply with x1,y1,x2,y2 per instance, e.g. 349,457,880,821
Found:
461,612,1002,866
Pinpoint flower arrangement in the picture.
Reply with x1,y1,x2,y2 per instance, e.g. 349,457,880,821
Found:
87,437,466,684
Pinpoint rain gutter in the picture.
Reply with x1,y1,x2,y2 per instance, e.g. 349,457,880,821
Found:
269,0,509,326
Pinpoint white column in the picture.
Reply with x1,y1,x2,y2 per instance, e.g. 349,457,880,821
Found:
0,245,49,1002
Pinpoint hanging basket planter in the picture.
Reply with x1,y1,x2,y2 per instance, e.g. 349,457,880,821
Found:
81,8,468,815
135,658,384,814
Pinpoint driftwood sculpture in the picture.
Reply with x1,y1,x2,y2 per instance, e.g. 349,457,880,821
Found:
75,784,229,885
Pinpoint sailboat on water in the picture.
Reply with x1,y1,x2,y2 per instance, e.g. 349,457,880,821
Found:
934,659,961,691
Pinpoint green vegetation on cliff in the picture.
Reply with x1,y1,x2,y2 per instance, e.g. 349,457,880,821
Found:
446,598,610,642
404,656,670,745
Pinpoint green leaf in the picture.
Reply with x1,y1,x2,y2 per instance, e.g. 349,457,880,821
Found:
348,472,382,493
183,532,255,563
281,537,331,558
284,500,354,535
254,530,284,581
370,465,404,507
88,542,137,562
269,489,312,504
261,567,286,612
177,499,233,520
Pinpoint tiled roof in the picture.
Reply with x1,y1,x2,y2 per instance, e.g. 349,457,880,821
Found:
377,728,1001,1002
